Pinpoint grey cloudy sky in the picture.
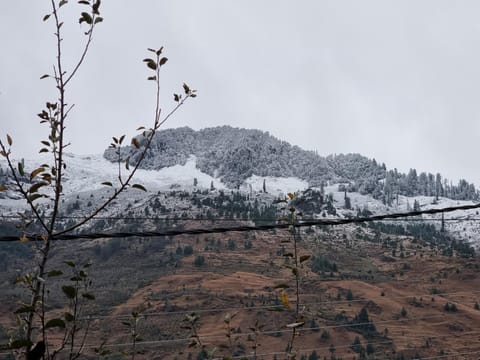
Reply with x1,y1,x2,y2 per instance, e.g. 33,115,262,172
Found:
2,1,480,185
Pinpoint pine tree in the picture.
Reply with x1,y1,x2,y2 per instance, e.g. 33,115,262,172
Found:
344,192,351,210
406,169,418,196
435,173,443,199
418,172,428,195
413,199,421,212
427,173,435,196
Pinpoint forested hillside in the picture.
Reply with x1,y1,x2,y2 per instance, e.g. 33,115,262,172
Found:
104,126,478,201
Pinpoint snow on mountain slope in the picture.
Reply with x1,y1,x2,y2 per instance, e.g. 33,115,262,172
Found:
323,184,480,247
1,153,479,248
2,153,307,198
0,154,225,216
61,153,226,194
240,175,309,197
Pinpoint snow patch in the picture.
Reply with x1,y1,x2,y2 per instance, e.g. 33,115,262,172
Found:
241,175,309,196
61,154,225,193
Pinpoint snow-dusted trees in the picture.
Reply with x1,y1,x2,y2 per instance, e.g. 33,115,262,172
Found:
106,126,479,202
406,169,418,196
436,173,444,199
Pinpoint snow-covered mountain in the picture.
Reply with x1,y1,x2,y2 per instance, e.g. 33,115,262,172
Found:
1,126,479,250
103,126,478,202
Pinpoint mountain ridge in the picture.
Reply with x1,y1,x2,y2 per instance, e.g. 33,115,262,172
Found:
103,125,478,202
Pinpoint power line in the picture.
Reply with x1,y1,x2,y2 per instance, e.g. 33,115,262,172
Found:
227,348,480,360
227,335,480,360
0,315,466,351
67,289,480,321
2,214,480,222
0,288,477,328
2,336,479,358
1,290,478,354
3,325,476,357
1,202,480,242
7,284,480,330
0,291,474,328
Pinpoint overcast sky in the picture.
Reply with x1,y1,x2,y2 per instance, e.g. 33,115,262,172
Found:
2,1,480,185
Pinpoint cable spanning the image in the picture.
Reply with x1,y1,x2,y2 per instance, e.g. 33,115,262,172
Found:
2,322,477,357
0,201,479,242
2,214,480,222
72,289,480,321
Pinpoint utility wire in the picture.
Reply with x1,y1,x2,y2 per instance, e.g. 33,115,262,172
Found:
1,202,480,242
36,322,480,357
2,214,480,222
226,336,480,360
67,289,480,321
0,315,458,348
226,348,480,360
1,301,478,354
0,288,477,327
4,324,476,357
